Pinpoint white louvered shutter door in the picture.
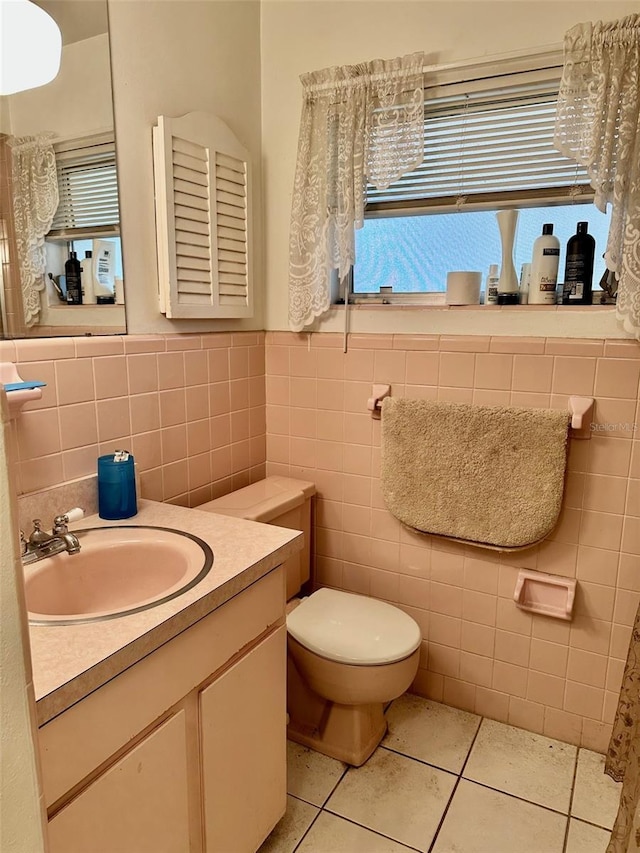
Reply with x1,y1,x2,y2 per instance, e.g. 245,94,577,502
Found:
153,112,253,319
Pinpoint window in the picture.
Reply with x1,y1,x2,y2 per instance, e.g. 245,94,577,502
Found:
352,56,611,298
43,134,122,306
49,134,120,238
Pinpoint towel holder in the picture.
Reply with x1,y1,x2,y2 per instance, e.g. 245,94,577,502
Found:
568,396,594,439
368,384,391,418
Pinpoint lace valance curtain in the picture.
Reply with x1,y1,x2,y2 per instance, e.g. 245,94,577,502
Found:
554,14,640,340
288,53,425,332
8,134,59,328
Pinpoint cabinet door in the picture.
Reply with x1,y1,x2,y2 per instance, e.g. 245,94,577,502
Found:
48,710,191,853
200,626,286,853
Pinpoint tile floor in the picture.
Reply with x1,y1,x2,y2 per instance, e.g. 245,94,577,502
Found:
260,695,622,853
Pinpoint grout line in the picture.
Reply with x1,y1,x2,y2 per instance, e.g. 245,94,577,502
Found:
291,803,323,852
319,763,350,809
379,743,464,778
319,809,423,852
462,776,576,822
426,714,484,853
562,746,580,853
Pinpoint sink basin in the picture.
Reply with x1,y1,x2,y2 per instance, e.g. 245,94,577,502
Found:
25,526,213,625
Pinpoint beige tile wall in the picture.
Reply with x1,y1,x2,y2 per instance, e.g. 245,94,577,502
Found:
1,332,266,507
265,331,640,752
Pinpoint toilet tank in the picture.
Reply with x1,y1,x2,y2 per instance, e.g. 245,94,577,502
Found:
198,477,315,600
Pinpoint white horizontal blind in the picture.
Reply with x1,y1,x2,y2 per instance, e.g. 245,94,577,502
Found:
50,140,120,233
366,77,590,210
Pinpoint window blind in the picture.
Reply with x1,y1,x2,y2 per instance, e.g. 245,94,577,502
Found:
50,139,120,235
366,76,591,212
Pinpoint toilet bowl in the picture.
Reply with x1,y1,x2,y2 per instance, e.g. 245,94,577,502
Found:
199,477,422,766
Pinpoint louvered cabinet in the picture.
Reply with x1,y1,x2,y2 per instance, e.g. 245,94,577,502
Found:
153,111,253,319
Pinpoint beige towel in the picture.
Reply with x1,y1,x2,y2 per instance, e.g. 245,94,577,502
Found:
381,398,570,550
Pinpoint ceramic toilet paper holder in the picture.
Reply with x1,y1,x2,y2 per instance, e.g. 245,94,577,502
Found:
514,570,577,621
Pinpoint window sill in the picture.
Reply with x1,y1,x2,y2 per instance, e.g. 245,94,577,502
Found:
344,302,615,311
319,303,625,339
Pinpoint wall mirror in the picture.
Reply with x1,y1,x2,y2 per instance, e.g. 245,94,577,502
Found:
0,0,126,339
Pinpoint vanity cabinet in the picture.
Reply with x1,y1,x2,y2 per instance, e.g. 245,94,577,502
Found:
39,567,286,853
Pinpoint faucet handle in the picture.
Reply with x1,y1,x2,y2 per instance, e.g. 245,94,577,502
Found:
53,507,85,534
19,529,28,556
28,519,51,545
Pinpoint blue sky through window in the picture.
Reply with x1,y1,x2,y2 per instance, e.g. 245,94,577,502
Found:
353,204,611,295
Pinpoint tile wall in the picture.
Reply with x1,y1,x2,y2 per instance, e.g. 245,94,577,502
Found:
2,331,266,507
265,331,640,752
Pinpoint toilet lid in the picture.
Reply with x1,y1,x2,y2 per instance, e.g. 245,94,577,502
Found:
287,588,422,665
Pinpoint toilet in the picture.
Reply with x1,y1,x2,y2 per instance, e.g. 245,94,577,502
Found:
199,476,421,766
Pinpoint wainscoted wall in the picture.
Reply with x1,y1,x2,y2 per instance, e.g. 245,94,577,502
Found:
265,331,640,752
1,332,266,507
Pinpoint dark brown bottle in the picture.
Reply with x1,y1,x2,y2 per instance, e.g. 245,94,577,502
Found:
562,222,595,305
65,251,83,305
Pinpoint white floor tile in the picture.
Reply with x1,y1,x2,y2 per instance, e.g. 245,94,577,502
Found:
565,818,611,853
296,812,417,853
463,718,577,813
571,749,622,830
326,747,456,852
286,741,347,806
383,694,481,773
431,779,567,853
258,796,319,853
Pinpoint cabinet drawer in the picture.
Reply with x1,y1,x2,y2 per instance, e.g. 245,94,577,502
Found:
40,566,284,808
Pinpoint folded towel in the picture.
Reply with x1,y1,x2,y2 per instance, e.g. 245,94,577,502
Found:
381,398,570,550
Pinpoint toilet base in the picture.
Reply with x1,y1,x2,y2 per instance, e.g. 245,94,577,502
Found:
286,655,388,766
287,706,387,767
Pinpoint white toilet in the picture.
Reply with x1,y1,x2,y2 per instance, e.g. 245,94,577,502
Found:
200,476,421,766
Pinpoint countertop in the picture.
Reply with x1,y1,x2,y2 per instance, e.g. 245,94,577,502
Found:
28,499,303,726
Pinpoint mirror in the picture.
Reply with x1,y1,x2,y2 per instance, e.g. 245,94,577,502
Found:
0,0,126,338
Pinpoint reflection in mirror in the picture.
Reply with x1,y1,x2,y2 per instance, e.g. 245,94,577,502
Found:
0,0,126,338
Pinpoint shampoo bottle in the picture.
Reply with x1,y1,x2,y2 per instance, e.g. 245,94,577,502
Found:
562,222,595,305
528,224,560,305
484,264,499,305
93,241,116,299
519,263,531,304
65,251,82,305
80,250,96,304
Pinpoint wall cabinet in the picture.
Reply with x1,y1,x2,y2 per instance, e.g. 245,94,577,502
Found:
39,568,286,853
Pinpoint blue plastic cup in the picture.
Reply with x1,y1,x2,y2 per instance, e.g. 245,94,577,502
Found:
98,453,137,520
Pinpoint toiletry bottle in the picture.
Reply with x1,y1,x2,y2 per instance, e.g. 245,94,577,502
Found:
528,224,560,305
93,240,116,299
519,263,531,304
562,222,595,305
80,250,96,304
485,264,499,305
65,251,83,305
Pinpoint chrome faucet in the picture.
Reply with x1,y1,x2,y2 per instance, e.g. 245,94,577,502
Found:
21,508,85,565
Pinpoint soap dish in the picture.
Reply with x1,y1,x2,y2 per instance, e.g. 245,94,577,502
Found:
513,569,577,621
0,363,45,419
